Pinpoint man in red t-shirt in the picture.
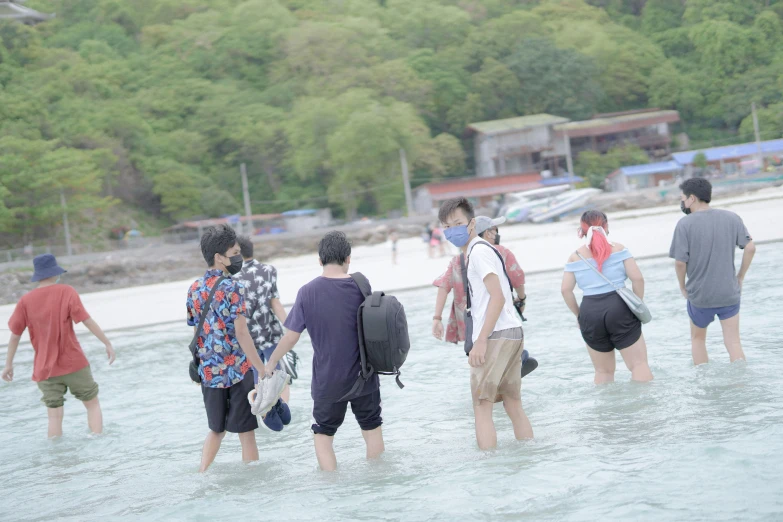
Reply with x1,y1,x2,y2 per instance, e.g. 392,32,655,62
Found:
2,255,116,438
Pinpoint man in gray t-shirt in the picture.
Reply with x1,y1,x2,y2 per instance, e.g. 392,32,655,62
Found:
669,178,756,366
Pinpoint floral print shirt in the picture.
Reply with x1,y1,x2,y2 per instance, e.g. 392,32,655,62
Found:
186,269,249,388
432,244,525,344
234,259,284,351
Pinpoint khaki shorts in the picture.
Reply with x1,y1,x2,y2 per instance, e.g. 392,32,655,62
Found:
470,336,523,404
37,366,99,408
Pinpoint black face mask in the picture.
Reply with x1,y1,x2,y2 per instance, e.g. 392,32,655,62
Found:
680,200,692,215
225,254,244,275
494,233,501,245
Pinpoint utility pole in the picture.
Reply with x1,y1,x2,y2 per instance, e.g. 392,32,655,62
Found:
240,163,253,235
60,189,73,257
399,149,414,216
752,102,763,174
563,133,575,190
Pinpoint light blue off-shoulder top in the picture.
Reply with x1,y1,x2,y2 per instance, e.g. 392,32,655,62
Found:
564,249,634,295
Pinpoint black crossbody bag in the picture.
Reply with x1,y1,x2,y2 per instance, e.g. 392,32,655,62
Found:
461,242,525,356
188,276,227,383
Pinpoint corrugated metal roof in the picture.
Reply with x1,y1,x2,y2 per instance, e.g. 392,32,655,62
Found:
554,110,679,138
672,139,783,165
617,161,682,178
467,114,571,136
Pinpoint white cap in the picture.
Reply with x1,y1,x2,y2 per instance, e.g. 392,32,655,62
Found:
474,216,506,235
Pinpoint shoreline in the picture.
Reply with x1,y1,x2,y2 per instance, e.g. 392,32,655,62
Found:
1,187,781,349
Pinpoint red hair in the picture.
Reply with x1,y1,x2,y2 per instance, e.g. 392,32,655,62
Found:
578,210,611,272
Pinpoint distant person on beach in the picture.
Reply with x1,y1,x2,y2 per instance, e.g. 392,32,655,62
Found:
432,216,538,378
439,197,534,449
669,178,756,365
186,225,267,472
264,231,384,471
431,225,446,257
389,230,399,265
2,254,116,438
235,235,294,432
561,211,653,383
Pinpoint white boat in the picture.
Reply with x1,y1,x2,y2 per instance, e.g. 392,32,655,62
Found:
500,186,571,222
528,188,602,224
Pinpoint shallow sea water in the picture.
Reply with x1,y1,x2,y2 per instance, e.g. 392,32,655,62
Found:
2,244,783,521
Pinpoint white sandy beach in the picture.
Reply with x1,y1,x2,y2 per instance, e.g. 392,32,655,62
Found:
1,187,781,345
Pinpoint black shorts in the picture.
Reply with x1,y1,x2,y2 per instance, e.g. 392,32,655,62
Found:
312,390,383,437
202,371,258,434
578,291,642,353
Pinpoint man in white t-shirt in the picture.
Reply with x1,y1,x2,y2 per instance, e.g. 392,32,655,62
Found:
439,197,534,450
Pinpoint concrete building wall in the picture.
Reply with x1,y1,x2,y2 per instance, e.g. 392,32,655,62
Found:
476,126,556,177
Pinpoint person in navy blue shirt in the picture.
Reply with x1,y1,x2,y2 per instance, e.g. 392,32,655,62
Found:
265,231,383,471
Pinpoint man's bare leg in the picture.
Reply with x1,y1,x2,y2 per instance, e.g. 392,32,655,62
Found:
314,434,337,471
83,397,103,434
361,427,385,459
719,314,746,362
473,399,497,450
47,406,64,438
587,346,616,384
238,431,259,462
199,431,225,473
502,397,533,440
619,336,654,382
690,322,709,365
281,383,290,404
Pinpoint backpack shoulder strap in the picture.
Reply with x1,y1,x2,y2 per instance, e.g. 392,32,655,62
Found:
459,253,470,310
189,275,227,354
469,241,515,295
350,272,372,297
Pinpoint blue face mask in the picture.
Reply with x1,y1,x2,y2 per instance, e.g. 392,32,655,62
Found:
444,225,471,247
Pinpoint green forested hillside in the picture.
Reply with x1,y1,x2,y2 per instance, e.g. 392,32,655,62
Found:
2,0,783,246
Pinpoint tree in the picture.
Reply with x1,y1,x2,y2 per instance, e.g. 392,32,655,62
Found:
504,39,604,119
688,21,764,77
692,152,708,172
641,0,684,34
647,62,704,121
381,1,472,51
576,145,649,188
738,103,783,143
0,137,116,241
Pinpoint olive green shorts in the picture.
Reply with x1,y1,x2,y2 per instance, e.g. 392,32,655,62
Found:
37,366,99,408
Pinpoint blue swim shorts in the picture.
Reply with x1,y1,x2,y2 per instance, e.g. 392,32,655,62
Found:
687,301,740,329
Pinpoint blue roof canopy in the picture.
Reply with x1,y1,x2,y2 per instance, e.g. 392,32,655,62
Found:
540,175,583,186
672,139,783,165
618,161,682,177
282,209,318,217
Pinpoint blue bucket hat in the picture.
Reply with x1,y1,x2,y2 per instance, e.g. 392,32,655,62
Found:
31,254,67,283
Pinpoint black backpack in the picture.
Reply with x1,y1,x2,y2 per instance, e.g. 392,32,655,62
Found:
338,272,410,401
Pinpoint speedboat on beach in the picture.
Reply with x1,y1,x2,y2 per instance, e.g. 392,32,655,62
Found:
500,186,571,222
528,188,602,224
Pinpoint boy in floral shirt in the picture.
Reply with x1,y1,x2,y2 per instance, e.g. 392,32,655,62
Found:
186,225,266,473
